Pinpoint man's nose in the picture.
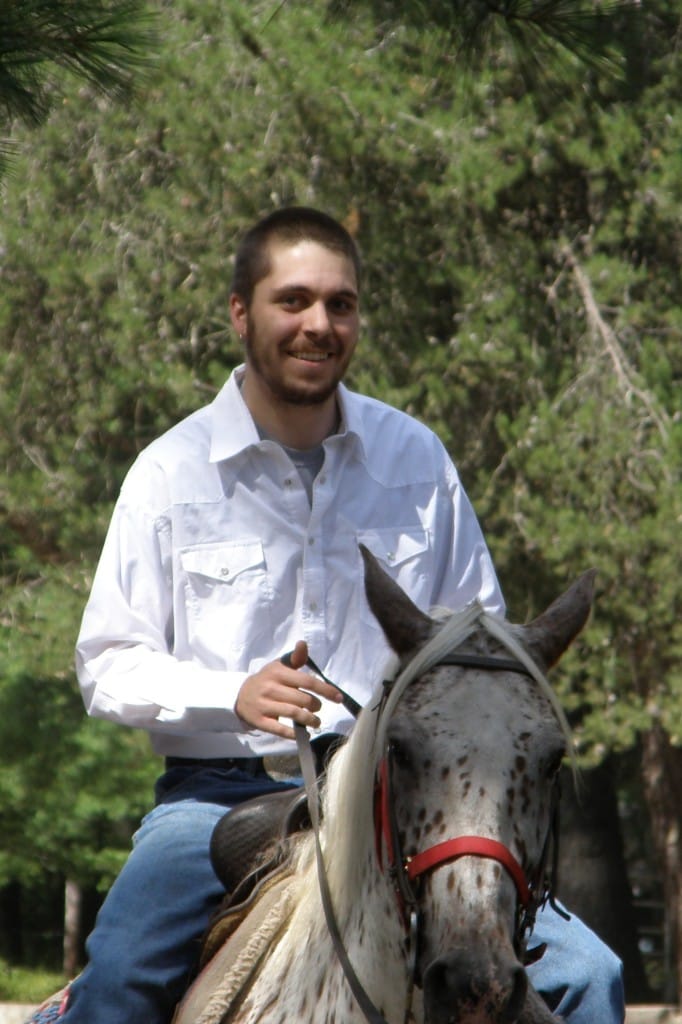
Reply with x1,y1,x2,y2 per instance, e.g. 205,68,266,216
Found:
303,301,331,336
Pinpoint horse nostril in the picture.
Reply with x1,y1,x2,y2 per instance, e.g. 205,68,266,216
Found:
423,951,528,1024
502,965,528,1022
422,956,462,1022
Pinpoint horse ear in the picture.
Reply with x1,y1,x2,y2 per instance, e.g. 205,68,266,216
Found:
523,569,597,669
360,544,433,656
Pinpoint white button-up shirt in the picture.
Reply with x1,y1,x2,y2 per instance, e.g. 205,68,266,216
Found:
76,366,504,759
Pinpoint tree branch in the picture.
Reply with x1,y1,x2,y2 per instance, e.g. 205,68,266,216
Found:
563,245,671,444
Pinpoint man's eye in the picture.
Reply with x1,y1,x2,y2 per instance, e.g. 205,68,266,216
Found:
331,298,355,314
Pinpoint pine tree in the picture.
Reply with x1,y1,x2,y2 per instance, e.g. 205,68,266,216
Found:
0,0,156,178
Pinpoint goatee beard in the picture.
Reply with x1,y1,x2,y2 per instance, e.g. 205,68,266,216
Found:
274,383,337,406
245,336,340,407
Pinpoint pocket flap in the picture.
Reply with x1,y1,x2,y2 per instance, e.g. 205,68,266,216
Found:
357,527,428,569
180,540,265,584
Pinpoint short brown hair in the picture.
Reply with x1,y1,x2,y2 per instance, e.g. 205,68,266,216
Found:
231,207,361,305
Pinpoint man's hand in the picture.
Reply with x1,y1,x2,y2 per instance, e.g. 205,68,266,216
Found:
235,640,343,740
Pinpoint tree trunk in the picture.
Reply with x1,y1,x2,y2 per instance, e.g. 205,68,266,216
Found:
556,758,652,1003
641,724,682,1004
0,881,24,961
63,878,82,978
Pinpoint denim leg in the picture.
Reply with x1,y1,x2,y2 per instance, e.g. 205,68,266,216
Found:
61,800,227,1024
527,901,625,1023
61,770,297,1024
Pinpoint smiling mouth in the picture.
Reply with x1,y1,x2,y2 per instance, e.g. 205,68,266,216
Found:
289,351,331,362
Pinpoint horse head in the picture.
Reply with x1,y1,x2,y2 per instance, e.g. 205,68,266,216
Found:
360,546,595,1024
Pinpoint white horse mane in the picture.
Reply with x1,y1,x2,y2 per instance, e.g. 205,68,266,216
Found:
285,601,574,938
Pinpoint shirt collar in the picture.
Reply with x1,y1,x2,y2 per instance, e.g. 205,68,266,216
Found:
208,366,366,466
208,366,259,463
209,365,367,464
334,382,367,462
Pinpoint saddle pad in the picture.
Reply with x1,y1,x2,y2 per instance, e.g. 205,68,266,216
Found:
23,985,71,1022
172,873,295,1024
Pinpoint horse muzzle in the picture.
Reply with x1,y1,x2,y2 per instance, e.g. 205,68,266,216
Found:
422,946,528,1024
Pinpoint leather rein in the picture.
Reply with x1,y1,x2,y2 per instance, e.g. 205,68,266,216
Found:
288,649,564,1024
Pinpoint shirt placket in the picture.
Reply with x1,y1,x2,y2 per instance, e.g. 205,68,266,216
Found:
300,458,334,660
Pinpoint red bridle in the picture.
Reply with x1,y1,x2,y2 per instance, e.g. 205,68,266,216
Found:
373,739,559,959
406,835,531,907
371,648,563,955
375,756,532,914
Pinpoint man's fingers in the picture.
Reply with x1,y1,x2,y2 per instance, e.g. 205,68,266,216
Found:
293,675,342,705
288,669,343,705
288,639,309,670
249,718,297,741
261,697,321,730
246,696,321,738
277,659,342,706
236,652,343,737
266,682,322,714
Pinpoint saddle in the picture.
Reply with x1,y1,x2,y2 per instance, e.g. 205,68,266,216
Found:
210,786,310,893
203,735,343,967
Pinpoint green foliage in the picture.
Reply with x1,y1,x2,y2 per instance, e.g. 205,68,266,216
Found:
0,567,157,890
0,960,65,1001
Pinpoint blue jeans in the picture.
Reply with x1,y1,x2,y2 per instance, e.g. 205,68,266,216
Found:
529,901,625,1021
61,767,624,1024
61,765,297,1024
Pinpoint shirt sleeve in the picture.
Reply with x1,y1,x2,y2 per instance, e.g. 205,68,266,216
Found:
75,472,249,736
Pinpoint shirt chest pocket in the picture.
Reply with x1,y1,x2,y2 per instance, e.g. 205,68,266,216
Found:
179,540,273,657
356,526,432,606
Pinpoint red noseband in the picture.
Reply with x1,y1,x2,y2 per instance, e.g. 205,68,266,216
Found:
406,835,531,907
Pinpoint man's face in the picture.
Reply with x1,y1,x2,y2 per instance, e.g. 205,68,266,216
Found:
231,240,360,408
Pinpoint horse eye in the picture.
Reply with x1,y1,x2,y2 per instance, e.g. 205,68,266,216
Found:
545,747,566,779
389,738,414,771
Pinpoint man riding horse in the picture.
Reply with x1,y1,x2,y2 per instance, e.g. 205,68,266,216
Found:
53,207,623,1023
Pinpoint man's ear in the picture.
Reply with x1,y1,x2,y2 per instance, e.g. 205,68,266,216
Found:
230,293,248,337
